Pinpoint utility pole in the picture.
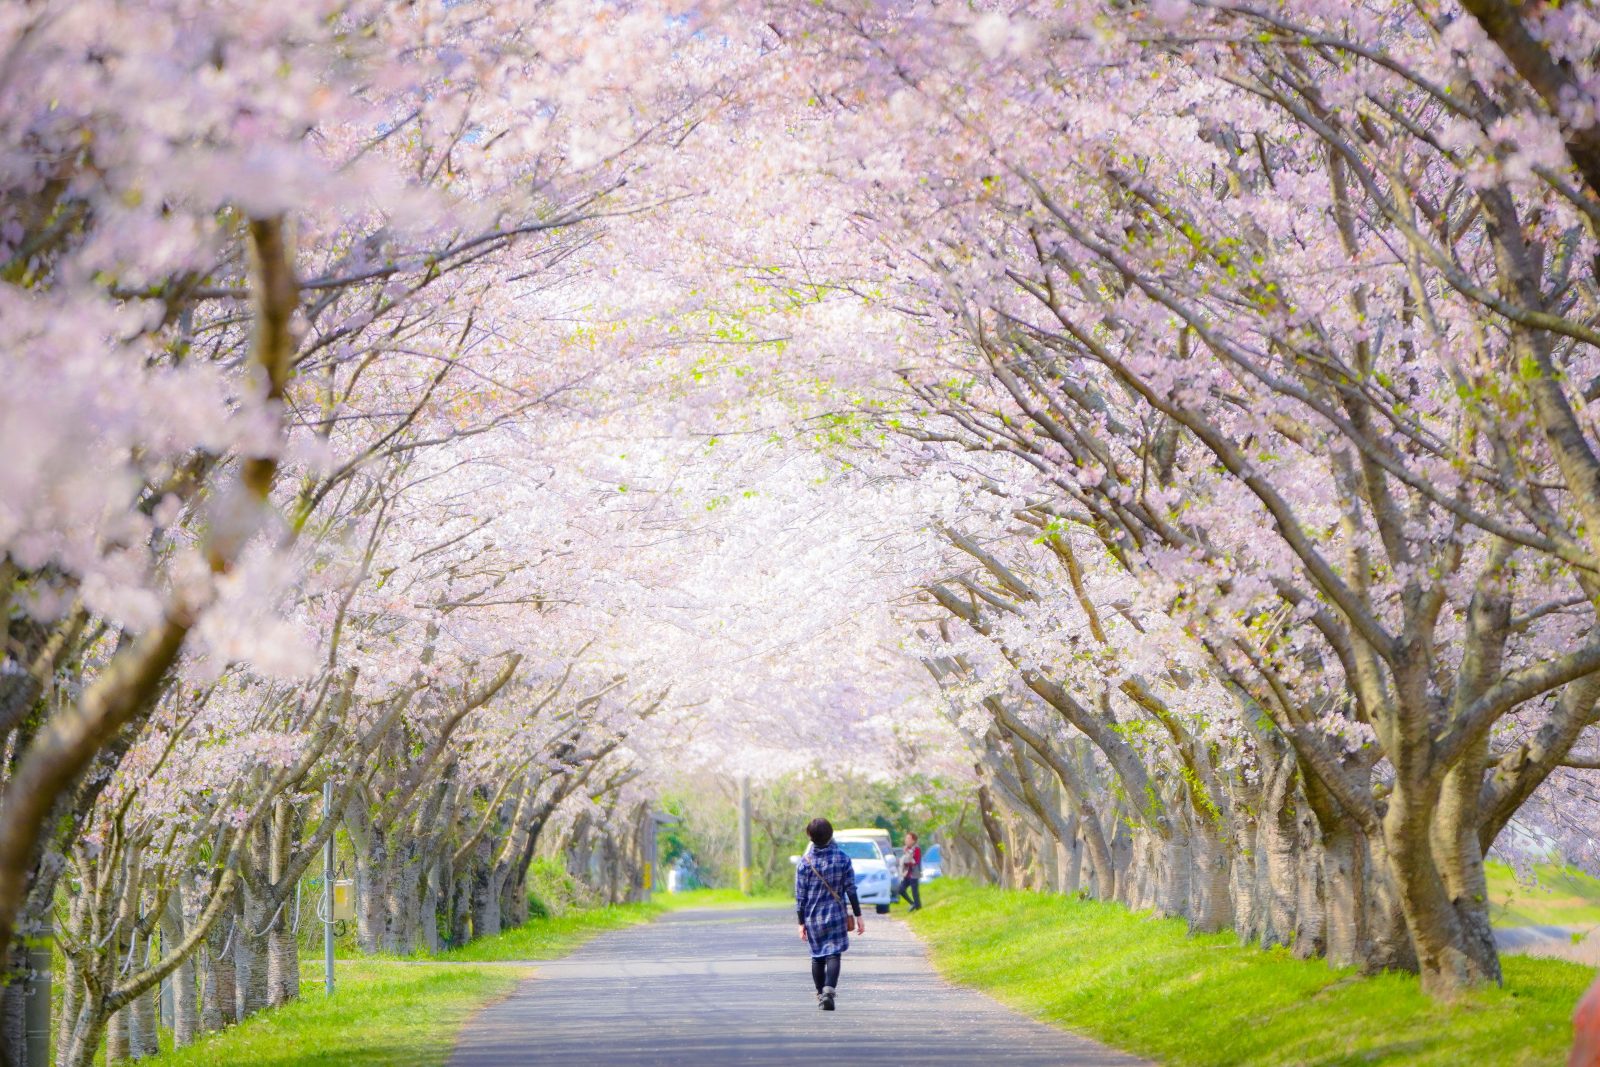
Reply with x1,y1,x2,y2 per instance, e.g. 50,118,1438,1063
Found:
323,779,336,996
24,920,49,1067
737,774,753,896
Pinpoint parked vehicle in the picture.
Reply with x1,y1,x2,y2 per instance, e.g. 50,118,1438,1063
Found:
791,837,896,913
921,843,943,880
834,827,899,877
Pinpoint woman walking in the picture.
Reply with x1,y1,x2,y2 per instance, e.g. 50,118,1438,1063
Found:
895,830,922,911
795,817,864,1010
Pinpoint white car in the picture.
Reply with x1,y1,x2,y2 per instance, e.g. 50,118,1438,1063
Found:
834,828,899,878
791,838,896,913
836,838,895,913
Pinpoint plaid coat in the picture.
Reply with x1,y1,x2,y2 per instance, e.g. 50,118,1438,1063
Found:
795,841,857,958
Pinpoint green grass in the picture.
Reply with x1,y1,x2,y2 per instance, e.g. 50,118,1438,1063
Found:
655,887,793,910
910,881,1591,1066
429,901,660,962
1488,860,1600,929
143,901,664,1065
141,962,524,1067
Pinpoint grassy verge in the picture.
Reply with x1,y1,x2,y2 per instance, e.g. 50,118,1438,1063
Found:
144,900,663,1065
142,962,525,1067
430,901,660,962
910,881,1590,1066
1489,860,1600,929
655,888,793,910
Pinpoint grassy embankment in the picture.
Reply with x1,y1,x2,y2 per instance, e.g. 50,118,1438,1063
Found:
137,885,796,1064
909,880,1592,1067
1489,859,1600,929
656,887,793,910
141,900,661,1066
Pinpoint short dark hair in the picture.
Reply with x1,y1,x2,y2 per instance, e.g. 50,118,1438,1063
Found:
806,818,833,847
905,831,918,841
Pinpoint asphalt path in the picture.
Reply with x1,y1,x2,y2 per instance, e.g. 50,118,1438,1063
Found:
449,906,1149,1066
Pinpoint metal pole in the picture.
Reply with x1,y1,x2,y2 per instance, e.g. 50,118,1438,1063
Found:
24,921,50,1067
642,812,656,903
323,779,335,996
737,774,753,896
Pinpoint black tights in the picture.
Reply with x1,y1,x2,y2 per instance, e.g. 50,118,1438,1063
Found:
810,953,841,993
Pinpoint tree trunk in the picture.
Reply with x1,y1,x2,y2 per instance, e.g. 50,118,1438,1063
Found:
1155,826,1191,919
164,890,198,1048
1291,814,1326,960
422,860,443,954
471,862,501,940
1364,837,1419,973
236,867,271,1021
1186,810,1233,934
1432,744,1501,984
105,1005,129,1064
1384,775,1498,996
199,894,237,1034
266,908,299,1008
57,947,82,1064
1321,820,1368,970
131,940,159,1057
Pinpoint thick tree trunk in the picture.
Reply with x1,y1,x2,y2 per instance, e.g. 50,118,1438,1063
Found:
266,908,299,1008
1433,745,1501,984
130,940,159,1057
1187,814,1233,934
353,834,390,955
164,890,197,1048
199,896,237,1034
1260,780,1301,949
1109,825,1135,907
1291,814,1326,960
1384,776,1497,996
236,870,271,1021
422,861,443,954
1155,827,1191,919
471,863,501,940
57,947,82,1063
105,1005,129,1063
1228,806,1263,944
1363,838,1419,973
448,862,475,948
1321,820,1367,970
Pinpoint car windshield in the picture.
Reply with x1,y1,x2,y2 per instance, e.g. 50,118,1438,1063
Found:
926,845,941,862
837,840,879,860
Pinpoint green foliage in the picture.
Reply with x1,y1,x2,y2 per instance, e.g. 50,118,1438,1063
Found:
657,768,969,891
910,881,1588,1066
524,855,591,916
140,962,523,1067
657,795,697,869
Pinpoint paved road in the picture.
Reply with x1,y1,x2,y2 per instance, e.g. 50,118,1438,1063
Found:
449,907,1147,1066
1496,923,1600,965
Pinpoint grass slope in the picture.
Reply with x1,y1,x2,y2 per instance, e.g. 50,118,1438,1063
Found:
144,901,663,1066
910,881,1590,1066
430,901,659,962
1488,860,1600,929
141,962,524,1067
655,888,793,910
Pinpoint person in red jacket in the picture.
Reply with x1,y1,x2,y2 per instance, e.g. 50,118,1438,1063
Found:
1574,973,1600,1067
895,831,923,912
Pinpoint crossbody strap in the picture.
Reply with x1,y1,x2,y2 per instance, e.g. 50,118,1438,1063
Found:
803,851,848,912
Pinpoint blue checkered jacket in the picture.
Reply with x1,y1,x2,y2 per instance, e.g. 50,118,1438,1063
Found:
795,841,859,958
